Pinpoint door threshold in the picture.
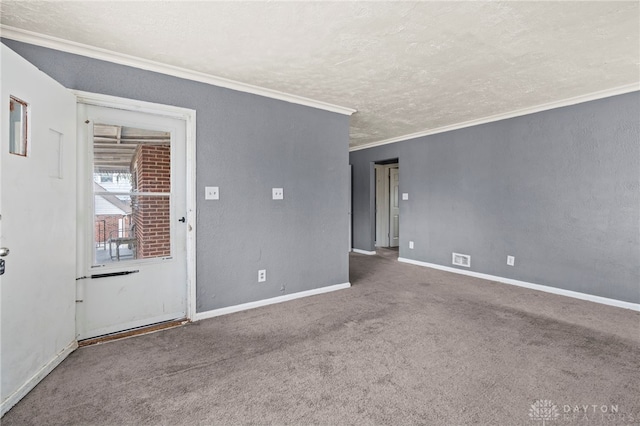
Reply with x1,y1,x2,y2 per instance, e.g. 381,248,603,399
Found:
78,319,188,347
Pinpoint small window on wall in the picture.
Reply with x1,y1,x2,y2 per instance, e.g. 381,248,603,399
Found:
9,96,28,156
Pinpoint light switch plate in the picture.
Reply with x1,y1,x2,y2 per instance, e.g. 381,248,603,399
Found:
205,186,219,200
402,193,409,200
272,188,284,200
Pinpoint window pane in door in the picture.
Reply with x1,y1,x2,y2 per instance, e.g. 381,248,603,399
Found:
9,96,28,156
92,123,172,265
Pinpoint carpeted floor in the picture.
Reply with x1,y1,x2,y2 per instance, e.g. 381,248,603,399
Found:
3,249,640,425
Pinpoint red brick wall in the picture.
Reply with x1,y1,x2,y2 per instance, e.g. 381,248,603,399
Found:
95,215,125,247
132,145,171,259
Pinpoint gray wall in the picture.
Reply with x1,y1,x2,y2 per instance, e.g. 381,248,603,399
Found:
3,40,350,312
350,92,640,304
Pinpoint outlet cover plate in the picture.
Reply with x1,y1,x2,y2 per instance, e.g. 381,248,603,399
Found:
272,188,284,200
205,186,219,200
258,269,266,282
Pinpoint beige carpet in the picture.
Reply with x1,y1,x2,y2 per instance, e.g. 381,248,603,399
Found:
3,249,639,425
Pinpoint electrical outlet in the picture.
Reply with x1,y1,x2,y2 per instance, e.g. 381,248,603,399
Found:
507,255,515,266
258,269,266,282
272,188,284,200
409,241,414,249
205,186,219,200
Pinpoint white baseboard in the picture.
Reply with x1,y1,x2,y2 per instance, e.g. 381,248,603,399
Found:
194,282,352,321
398,257,640,312
1,340,78,417
352,249,376,255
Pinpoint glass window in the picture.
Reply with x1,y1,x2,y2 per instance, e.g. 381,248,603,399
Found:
9,96,28,156
92,123,172,265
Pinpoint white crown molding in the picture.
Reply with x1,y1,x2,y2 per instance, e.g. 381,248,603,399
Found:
0,25,356,116
398,257,640,312
350,83,640,152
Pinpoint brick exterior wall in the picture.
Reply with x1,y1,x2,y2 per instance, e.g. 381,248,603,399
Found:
132,145,171,259
95,214,131,247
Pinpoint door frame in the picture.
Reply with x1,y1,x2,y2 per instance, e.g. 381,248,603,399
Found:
73,90,197,321
389,166,400,248
374,162,399,248
374,164,389,247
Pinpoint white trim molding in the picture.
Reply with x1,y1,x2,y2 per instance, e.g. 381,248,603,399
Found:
398,257,640,312
73,90,196,120
1,341,78,417
185,110,198,322
194,282,351,321
1,25,356,116
350,84,640,152
352,249,377,256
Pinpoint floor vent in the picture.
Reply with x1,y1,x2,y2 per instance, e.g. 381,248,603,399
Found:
452,252,471,268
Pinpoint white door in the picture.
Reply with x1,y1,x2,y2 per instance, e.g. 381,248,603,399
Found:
374,165,387,247
389,167,400,247
348,164,352,252
0,44,77,415
76,104,188,340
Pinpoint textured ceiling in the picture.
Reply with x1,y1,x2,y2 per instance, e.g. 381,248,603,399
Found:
1,1,639,148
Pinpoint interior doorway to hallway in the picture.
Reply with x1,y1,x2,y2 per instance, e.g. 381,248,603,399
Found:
374,159,399,248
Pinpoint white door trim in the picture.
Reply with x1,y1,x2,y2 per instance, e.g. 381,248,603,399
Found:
374,165,388,247
72,90,197,321
348,164,352,253
389,166,400,248
374,163,399,248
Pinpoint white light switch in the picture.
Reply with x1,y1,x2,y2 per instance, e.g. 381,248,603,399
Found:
205,186,219,200
402,193,409,200
272,188,284,200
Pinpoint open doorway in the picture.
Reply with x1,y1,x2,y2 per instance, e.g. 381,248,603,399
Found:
374,159,399,249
